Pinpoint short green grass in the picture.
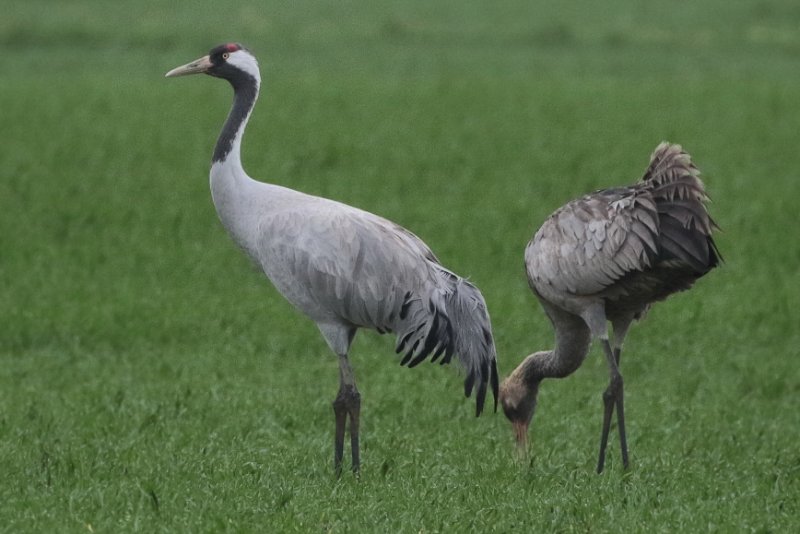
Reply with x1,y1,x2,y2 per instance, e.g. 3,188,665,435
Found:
2,1,799,531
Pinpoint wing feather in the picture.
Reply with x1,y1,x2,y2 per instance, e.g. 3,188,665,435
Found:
527,188,660,297
526,142,719,314
255,196,498,413
256,200,435,330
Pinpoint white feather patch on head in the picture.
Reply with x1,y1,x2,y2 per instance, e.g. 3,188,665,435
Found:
227,49,261,84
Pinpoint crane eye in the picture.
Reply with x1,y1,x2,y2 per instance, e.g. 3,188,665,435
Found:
222,52,230,60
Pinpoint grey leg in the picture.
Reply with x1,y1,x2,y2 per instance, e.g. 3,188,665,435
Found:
597,339,628,473
332,355,361,477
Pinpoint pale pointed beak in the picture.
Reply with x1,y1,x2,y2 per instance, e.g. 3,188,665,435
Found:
165,55,213,78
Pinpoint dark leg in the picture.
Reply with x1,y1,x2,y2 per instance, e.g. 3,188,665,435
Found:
597,340,627,473
613,348,629,470
332,355,361,477
333,394,347,477
597,373,615,473
348,388,361,475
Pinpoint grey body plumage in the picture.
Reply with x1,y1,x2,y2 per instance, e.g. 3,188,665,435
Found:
501,142,720,472
167,44,497,476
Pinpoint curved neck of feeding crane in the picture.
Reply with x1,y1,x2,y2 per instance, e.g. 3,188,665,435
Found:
213,72,260,166
522,300,593,384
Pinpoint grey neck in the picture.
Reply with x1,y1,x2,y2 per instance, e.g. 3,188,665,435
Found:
523,300,592,384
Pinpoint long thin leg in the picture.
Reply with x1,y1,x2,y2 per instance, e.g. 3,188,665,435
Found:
332,355,361,477
349,389,361,475
333,395,347,477
597,369,615,473
610,316,633,471
613,348,629,470
597,339,626,473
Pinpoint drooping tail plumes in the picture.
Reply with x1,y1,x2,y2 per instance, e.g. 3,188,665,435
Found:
394,268,498,415
642,142,722,274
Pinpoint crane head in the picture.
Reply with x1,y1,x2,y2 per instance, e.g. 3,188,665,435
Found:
165,43,259,84
499,353,544,451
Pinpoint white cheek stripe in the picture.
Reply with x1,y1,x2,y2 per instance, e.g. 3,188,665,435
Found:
228,50,261,83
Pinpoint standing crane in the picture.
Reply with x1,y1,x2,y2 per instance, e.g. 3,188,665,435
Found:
165,43,498,475
499,142,720,472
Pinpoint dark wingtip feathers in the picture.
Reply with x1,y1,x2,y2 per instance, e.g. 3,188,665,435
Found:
475,377,487,417
464,372,476,399
465,357,497,417
394,276,497,418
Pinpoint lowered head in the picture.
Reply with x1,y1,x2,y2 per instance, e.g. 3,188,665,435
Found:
499,352,545,450
165,43,260,86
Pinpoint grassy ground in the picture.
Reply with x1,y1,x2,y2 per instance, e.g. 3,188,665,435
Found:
1,1,799,531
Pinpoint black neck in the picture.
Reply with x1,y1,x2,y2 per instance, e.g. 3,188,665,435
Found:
213,72,259,164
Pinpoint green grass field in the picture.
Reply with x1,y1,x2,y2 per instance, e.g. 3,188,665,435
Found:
2,0,799,531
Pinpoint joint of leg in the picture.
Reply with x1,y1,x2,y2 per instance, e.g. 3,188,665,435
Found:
345,386,361,411
603,373,624,403
610,372,624,393
333,396,346,413
612,371,623,386
334,385,360,409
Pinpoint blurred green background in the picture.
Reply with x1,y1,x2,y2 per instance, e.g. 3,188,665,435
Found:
1,1,798,531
